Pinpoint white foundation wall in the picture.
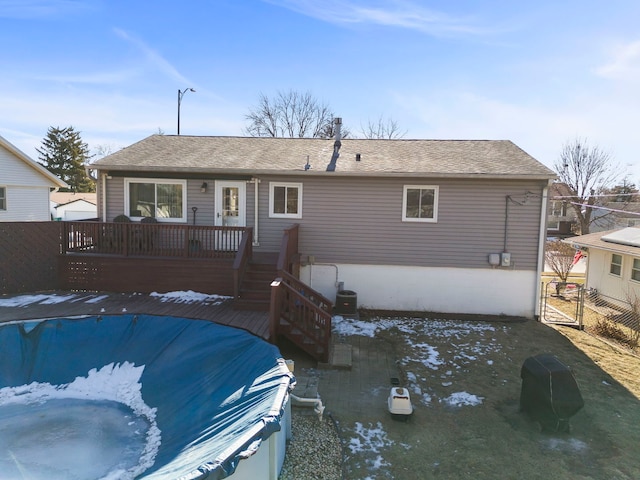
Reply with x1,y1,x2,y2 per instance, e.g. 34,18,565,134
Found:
302,264,538,318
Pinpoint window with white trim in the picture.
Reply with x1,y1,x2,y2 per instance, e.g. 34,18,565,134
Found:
269,182,302,218
402,185,438,222
610,253,622,277
0,187,5,210
547,200,568,230
632,258,640,282
125,179,186,222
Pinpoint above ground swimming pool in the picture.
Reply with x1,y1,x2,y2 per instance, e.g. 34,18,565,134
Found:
0,314,295,479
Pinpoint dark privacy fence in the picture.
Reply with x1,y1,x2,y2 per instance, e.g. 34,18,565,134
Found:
0,222,62,294
1,222,238,296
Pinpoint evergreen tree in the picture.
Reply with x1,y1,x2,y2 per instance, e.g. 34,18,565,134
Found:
37,126,95,192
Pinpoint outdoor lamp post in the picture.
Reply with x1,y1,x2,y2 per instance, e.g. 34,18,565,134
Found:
177,87,195,135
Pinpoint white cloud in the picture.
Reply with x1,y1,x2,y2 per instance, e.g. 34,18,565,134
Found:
30,70,142,86
595,39,640,81
264,0,492,37
394,87,640,179
0,80,246,162
113,28,193,86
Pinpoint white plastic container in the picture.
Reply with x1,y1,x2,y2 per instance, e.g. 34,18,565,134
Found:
388,387,413,417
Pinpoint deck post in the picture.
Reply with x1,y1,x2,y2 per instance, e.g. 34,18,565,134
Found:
269,278,282,343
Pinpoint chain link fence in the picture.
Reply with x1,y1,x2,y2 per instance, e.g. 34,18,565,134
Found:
541,281,640,350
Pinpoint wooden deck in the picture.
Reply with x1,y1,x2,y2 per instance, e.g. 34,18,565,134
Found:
0,291,271,340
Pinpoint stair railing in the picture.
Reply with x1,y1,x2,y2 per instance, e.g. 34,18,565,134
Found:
270,271,332,362
276,224,299,274
270,224,332,362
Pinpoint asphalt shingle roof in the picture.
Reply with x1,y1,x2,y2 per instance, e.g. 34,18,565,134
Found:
92,135,556,179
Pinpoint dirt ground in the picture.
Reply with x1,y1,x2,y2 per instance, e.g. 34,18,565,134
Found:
334,314,640,480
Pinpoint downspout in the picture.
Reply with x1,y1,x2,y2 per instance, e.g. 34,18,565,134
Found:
534,180,552,319
101,173,107,221
252,177,260,246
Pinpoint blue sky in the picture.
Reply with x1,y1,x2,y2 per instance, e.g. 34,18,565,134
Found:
2,0,640,181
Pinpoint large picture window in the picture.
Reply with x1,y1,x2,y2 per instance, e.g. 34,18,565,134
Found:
269,182,302,218
0,187,5,211
610,253,622,277
125,179,186,221
402,185,438,222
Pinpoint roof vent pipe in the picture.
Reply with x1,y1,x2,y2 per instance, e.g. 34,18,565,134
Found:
326,117,342,172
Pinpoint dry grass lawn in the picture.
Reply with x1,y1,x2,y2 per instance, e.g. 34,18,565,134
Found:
331,313,640,480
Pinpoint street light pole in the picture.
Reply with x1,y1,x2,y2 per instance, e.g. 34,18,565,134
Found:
177,87,195,135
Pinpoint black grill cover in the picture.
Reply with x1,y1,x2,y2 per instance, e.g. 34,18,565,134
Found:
520,354,584,432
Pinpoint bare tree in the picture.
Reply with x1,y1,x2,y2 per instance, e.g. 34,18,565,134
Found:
360,115,407,139
244,90,348,138
92,144,114,161
554,138,621,234
545,240,578,289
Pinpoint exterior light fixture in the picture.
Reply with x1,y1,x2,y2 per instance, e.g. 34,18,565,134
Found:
200,182,208,193
177,87,196,135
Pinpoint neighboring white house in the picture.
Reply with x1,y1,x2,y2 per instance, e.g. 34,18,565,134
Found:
50,192,97,220
0,135,68,221
567,227,640,306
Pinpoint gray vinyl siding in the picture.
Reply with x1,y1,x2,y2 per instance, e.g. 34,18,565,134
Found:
104,177,254,227
105,176,124,222
103,173,545,271
255,175,545,271
188,180,214,225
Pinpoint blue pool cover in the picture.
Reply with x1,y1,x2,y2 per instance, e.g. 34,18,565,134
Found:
0,314,295,479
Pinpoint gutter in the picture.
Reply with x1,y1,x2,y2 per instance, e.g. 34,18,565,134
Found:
251,177,260,246
92,165,555,181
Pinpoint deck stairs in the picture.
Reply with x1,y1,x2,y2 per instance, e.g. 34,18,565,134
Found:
233,239,332,363
233,253,278,311
277,316,328,362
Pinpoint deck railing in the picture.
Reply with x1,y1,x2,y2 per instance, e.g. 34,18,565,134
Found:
62,221,247,258
276,224,299,273
232,227,254,299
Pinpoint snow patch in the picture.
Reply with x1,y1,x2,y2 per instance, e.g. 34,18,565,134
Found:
349,422,394,455
441,392,484,407
541,437,588,453
0,294,69,307
0,362,160,479
149,290,230,304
